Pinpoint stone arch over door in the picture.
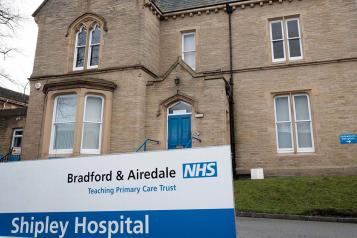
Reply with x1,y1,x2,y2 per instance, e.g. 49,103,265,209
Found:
157,93,198,117
157,93,200,150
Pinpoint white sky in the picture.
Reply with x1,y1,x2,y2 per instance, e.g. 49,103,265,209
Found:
0,0,44,93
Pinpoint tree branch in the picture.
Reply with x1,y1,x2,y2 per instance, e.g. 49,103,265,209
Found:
0,3,20,30
0,1,24,91
0,47,13,59
0,70,15,85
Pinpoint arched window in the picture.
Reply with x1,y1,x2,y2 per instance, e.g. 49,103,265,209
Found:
74,26,87,70
87,25,101,69
168,101,192,115
68,13,106,71
72,24,102,71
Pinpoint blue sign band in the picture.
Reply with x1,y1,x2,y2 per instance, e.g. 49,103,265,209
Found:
340,134,357,144
0,209,236,238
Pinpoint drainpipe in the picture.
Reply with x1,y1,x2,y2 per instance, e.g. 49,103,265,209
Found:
226,4,238,180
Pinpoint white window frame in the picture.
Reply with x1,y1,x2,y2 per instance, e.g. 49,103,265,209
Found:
166,101,193,149
87,25,101,69
274,95,294,153
80,95,104,155
292,94,315,153
182,32,196,70
49,95,77,155
73,26,87,71
285,18,303,61
11,129,23,148
270,20,286,63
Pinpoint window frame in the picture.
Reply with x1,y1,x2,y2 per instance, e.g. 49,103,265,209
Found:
274,93,315,154
73,26,87,71
11,128,23,149
181,32,196,70
87,25,101,70
80,95,104,155
285,18,303,61
49,94,78,155
274,95,294,153
269,17,303,63
270,20,286,63
292,93,315,153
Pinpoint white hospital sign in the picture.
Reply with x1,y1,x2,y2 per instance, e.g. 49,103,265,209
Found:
0,146,237,238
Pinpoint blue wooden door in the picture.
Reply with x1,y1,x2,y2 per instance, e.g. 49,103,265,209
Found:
168,115,192,149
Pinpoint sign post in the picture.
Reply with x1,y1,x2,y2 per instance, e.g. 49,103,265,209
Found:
0,146,236,238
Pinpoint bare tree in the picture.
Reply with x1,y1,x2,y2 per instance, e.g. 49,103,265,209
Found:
0,0,21,87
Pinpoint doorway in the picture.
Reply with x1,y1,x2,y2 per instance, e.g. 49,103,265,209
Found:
167,101,192,150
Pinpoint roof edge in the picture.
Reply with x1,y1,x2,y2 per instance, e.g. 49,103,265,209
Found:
34,0,248,18
32,0,50,17
155,0,244,14
0,87,29,105
0,108,27,117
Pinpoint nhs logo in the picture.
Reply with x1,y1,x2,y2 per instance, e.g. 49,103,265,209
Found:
183,162,218,179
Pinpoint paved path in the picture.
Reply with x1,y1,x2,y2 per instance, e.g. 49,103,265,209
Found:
236,217,357,238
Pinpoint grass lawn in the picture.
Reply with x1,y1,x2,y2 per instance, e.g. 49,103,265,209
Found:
234,176,357,217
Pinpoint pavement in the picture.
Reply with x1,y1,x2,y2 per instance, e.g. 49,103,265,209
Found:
236,217,357,238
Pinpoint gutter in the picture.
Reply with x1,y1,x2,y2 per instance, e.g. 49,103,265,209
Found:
156,0,245,15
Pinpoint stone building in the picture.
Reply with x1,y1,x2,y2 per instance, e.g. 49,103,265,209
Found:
0,87,28,159
22,0,357,176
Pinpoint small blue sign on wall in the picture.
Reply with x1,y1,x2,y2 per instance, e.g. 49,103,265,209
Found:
340,134,357,144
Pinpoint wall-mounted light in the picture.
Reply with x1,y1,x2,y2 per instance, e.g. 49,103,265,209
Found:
34,82,42,90
174,76,180,86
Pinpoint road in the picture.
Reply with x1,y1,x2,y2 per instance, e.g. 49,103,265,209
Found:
236,217,357,238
